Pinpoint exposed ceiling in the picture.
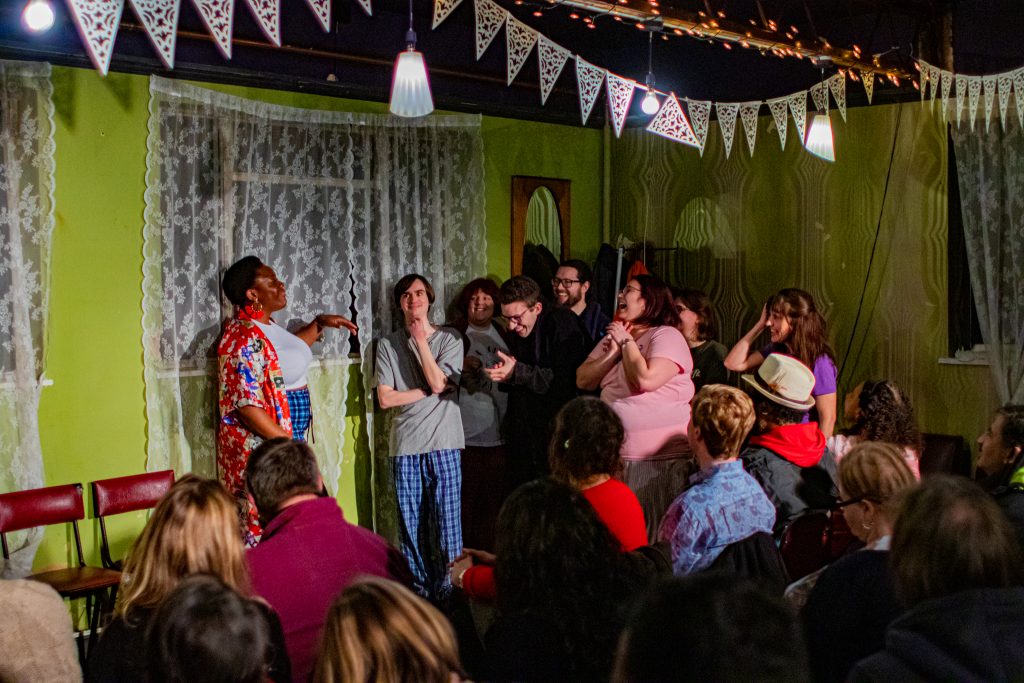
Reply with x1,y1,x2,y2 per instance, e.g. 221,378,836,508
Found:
0,0,1020,127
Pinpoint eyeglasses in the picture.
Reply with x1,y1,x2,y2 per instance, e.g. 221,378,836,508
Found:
835,494,868,508
504,306,536,326
551,278,581,288
621,285,641,295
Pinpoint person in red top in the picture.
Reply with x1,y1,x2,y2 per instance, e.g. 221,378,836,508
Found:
453,397,646,599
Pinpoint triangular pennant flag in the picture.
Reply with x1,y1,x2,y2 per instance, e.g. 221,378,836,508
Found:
955,76,967,126
767,97,789,150
605,72,636,138
787,91,807,146
506,16,537,86
646,94,700,148
190,0,234,59
537,36,571,105
244,0,280,46
686,99,712,155
998,74,1013,130
918,60,930,101
739,101,761,156
432,0,464,29
940,70,953,119
575,57,605,126
303,0,330,31
929,64,941,102
127,0,180,69
715,102,740,159
809,82,828,114
66,0,126,75
860,70,874,104
1015,68,1024,129
354,0,372,15
473,0,504,60
967,75,982,130
982,75,997,131
828,73,847,121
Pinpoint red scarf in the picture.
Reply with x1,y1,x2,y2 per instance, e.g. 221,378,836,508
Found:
749,422,826,468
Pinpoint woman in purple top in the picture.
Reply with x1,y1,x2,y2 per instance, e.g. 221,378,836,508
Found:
724,288,838,436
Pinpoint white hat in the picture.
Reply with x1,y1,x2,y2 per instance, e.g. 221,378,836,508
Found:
741,353,816,411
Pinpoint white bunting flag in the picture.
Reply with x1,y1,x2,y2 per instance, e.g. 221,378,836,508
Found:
1015,68,1024,129
767,97,790,150
506,16,537,86
829,73,847,121
127,0,180,69
955,76,966,126
967,76,981,130
244,0,280,46
575,57,605,126
940,70,953,119
190,0,234,59
982,75,996,131
739,101,761,156
787,91,807,147
66,0,126,75
918,61,929,101
860,70,875,104
354,0,371,15
998,74,1013,130
687,99,711,154
605,72,636,138
473,0,504,60
716,102,740,159
646,94,700,148
928,63,941,102
433,0,463,29
809,82,828,114
537,36,570,105
303,0,330,30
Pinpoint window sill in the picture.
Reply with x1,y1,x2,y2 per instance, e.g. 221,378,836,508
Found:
937,357,990,367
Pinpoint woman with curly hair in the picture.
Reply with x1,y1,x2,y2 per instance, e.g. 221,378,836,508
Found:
725,288,838,437
829,379,922,479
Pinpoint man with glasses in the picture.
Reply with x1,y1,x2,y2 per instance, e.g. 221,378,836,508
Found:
552,259,609,347
485,275,587,488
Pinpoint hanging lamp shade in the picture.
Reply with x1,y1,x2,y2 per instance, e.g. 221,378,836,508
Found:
804,112,835,162
390,48,434,118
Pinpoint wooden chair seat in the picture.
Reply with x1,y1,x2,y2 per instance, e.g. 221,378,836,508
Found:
29,566,122,597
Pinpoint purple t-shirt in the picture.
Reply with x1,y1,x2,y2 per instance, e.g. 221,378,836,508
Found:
760,344,837,424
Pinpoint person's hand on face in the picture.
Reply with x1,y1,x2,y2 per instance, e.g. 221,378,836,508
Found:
410,317,428,343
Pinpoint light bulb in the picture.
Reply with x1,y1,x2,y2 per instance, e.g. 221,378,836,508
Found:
641,89,660,115
23,0,55,32
389,49,434,118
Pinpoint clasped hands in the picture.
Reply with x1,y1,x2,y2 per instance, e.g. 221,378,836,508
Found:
602,320,634,354
448,548,496,589
483,350,517,383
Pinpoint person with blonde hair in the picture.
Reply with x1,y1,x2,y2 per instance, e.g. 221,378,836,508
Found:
795,442,916,683
87,475,290,683
314,576,466,683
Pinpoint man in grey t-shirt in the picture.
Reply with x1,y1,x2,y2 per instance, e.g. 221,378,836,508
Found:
375,273,464,601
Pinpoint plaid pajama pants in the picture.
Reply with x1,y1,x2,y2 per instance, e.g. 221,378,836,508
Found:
390,449,463,602
286,387,311,441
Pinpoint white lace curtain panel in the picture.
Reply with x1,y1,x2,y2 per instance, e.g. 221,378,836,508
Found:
951,100,1024,404
142,77,486,529
0,60,56,577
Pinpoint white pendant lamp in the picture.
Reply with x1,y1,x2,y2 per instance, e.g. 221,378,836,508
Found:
23,0,55,32
804,112,835,161
389,0,434,117
640,31,660,115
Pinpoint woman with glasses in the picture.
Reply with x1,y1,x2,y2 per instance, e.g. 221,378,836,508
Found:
577,274,695,541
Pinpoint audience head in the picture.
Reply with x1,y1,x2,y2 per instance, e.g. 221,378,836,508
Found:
976,404,1024,483
689,385,756,465
838,442,916,544
891,474,1024,607
499,275,543,338
454,277,501,327
553,259,593,310
549,396,625,484
117,475,250,616
844,379,923,452
314,577,464,683
613,574,810,683
245,437,323,524
619,275,679,328
146,575,273,683
766,288,834,369
221,256,264,307
392,273,435,317
673,287,720,344
742,353,815,429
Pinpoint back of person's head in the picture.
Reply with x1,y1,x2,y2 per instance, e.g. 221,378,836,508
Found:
549,396,624,484
245,437,322,520
499,275,541,307
674,287,720,342
633,274,679,328
891,474,1024,607
117,475,250,615
691,385,755,459
221,256,263,306
768,288,834,369
839,442,916,517
314,576,464,683
146,575,272,683
852,379,923,452
613,574,810,683
750,391,807,429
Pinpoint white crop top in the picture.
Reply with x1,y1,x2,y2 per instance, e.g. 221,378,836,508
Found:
255,320,313,390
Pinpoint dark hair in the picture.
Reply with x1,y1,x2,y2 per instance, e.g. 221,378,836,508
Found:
392,274,435,310
613,575,810,683
850,380,923,453
631,275,680,328
677,288,720,342
245,438,321,520
768,288,835,370
146,575,273,683
559,259,593,285
749,390,807,427
222,256,263,307
998,404,1024,453
453,277,501,321
549,397,624,483
495,478,633,681
499,275,542,307
891,475,1024,607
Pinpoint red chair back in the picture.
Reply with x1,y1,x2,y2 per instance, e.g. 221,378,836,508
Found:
778,511,830,581
92,470,175,517
0,484,85,534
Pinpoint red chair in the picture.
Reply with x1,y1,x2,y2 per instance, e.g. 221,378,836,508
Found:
779,508,864,582
0,483,122,655
92,470,175,570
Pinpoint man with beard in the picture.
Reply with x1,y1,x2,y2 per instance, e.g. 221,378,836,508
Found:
552,259,609,347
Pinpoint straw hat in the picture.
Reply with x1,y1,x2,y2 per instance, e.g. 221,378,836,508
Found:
741,353,816,411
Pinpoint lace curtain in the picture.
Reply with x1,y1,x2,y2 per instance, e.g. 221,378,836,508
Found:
142,78,486,533
0,61,56,577
951,102,1024,403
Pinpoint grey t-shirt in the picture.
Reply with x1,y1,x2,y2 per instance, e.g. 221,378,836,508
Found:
375,326,465,457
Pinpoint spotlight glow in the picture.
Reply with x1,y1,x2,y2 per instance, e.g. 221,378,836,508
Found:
23,0,55,32
640,90,660,115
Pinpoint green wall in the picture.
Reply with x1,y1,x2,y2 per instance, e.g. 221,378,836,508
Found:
32,66,605,572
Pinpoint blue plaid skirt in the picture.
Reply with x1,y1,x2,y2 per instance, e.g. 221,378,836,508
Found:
286,386,311,441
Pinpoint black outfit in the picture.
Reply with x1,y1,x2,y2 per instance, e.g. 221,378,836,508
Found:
741,445,838,536
850,587,1024,683
87,602,291,683
501,306,587,487
802,550,903,683
576,300,610,348
689,339,729,391
991,483,1024,548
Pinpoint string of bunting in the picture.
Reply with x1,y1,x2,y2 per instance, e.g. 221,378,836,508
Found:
918,60,1024,132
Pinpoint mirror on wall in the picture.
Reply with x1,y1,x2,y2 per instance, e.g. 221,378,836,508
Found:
511,176,571,278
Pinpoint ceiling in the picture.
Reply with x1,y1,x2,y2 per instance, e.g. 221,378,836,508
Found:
0,0,1020,127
